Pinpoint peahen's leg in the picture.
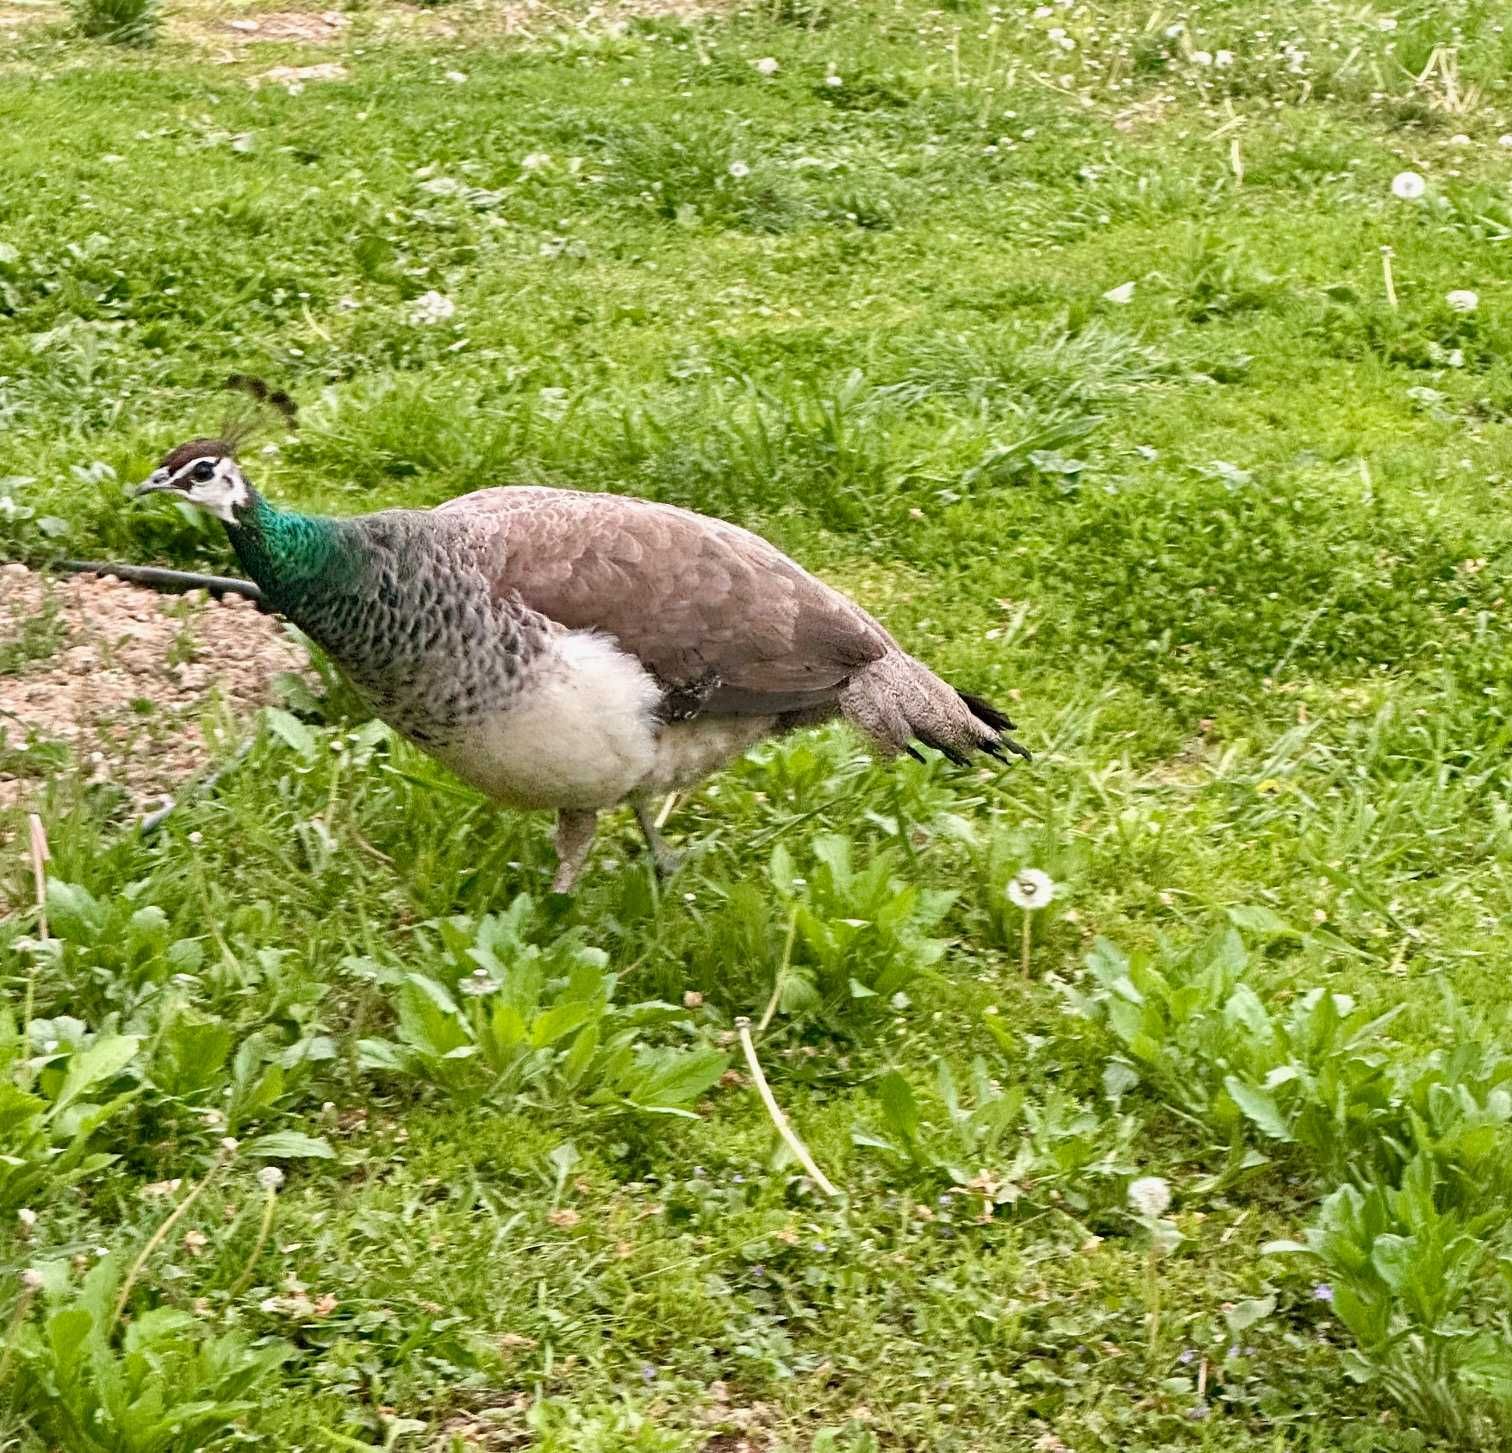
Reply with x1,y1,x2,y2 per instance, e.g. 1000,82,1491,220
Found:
551,809,598,893
633,794,684,878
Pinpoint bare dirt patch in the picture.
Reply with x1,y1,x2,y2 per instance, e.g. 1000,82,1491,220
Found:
175,0,737,53
216,8,350,44
0,564,307,814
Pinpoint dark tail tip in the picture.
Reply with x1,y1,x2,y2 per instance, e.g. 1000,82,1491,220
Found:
913,731,973,768
957,688,1032,764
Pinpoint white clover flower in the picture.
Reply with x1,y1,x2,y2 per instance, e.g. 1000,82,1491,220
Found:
16,1208,37,1229
1377,16,1398,31
1191,49,1213,66
258,1166,286,1192
1445,289,1479,312
220,1137,240,1154
728,160,751,179
1499,135,1512,149
753,56,780,76
1007,868,1056,911
1128,1176,1172,1218
410,291,456,326
1102,280,1136,304
1391,170,1426,200
520,152,551,171
445,71,467,84
824,73,843,87
1214,49,1234,67
20,1269,44,1291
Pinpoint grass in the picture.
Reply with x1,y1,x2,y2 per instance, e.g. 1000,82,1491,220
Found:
2,0,1512,1446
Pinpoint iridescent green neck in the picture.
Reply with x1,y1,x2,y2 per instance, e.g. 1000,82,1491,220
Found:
224,487,359,612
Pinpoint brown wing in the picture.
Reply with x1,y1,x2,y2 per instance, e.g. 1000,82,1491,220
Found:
435,486,891,714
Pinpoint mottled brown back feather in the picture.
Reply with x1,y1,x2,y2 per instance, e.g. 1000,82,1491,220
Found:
435,486,891,714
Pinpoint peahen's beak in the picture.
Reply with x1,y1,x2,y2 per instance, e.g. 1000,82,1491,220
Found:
133,468,175,497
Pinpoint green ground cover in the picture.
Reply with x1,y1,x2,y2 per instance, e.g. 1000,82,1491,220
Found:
2,0,1511,1446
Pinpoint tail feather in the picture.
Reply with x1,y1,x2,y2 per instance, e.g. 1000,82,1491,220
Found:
837,651,1031,767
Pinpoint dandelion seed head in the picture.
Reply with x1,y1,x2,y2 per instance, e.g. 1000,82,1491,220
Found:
1390,170,1426,201
728,160,751,178
258,1166,286,1192
1128,1175,1172,1218
753,56,780,76
410,291,456,326
1445,289,1478,312
1007,868,1056,910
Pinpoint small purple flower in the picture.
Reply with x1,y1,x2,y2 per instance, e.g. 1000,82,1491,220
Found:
1313,1282,1334,1303
751,1264,766,1281
640,1363,657,1384
1187,1402,1210,1422
731,1174,745,1184
1178,1348,1197,1365
813,1242,829,1253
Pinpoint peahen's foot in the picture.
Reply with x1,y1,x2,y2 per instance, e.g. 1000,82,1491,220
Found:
634,797,684,879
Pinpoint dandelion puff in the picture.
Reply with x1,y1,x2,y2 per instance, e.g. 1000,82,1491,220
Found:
257,1166,285,1192
1215,49,1234,66
728,159,751,179
1445,289,1478,312
1008,869,1055,982
1391,170,1426,201
824,73,842,87
410,291,456,326
753,56,780,76
1007,868,1055,910
1128,1176,1172,1218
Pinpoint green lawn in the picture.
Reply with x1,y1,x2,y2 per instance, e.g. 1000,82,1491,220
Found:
3,0,1512,1447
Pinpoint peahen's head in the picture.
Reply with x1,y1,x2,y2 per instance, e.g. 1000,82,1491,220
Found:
135,438,252,524
135,377,297,524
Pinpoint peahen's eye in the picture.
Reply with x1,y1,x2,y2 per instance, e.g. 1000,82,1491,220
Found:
191,460,216,483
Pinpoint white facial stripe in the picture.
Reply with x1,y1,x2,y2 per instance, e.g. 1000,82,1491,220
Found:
166,455,225,487
176,457,250,523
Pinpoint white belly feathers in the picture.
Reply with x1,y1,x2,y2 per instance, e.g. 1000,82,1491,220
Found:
426,630,775,812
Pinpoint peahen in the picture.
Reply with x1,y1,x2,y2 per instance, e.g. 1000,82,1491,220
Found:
134,417,1029,891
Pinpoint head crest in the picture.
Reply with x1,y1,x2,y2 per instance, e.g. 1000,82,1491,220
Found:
216,375,300,456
